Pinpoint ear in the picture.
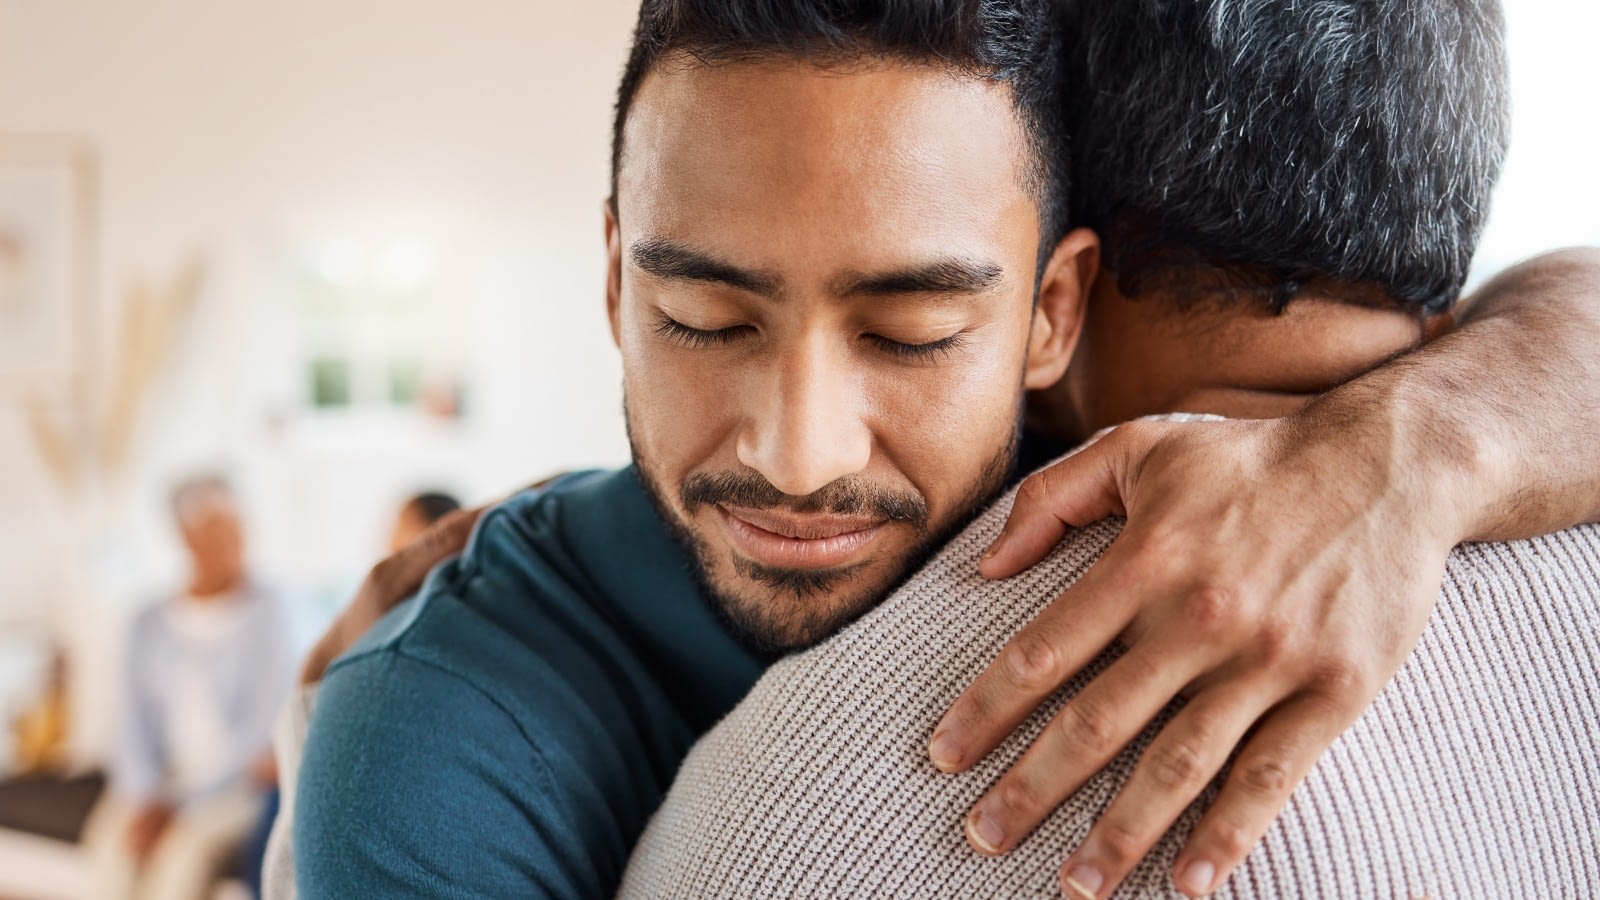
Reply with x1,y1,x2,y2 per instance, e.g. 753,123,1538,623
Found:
604,199,623,348
1023,227,1098,391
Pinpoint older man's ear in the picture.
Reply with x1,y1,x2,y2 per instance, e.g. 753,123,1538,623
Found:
1023,228,1099,391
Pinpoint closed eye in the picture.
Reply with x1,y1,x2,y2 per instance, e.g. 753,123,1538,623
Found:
654,314,753,348
865,332,968,362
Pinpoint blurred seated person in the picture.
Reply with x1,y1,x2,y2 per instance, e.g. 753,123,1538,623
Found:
387,491,462,554
85,474,295,900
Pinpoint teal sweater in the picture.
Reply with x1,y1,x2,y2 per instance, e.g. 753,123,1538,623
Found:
294,468,764,898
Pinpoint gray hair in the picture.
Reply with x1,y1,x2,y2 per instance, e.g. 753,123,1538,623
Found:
170,473,236,530
1065,0,1510,314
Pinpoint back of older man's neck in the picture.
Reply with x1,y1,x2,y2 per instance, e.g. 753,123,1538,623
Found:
1030,275,1435,440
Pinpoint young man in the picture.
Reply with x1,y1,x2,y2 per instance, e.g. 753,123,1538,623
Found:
291,1,1600,896
619,4,1598,896
297,3,1085,893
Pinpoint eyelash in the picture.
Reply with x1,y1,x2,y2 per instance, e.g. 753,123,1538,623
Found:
653,314,967,362
866,332,968,361
653,316,750,348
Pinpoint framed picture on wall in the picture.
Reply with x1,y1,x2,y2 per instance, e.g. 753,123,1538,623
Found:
0,135,96,406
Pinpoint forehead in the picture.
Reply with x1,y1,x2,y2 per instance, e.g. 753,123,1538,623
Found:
616,54,1038,268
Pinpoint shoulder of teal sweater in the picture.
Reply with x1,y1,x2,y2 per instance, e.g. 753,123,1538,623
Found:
318,466,634,681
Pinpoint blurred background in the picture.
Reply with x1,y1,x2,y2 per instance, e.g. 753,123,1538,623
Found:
0,1,1595,897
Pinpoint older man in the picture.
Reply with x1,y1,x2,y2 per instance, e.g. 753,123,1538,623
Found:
88,475,294,900
620,1,1600,897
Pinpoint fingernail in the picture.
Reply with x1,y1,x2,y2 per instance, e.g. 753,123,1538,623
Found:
966,809,1005,854
981,533,1007,562
1063,863,1103,899
929,732,962,771
1176,859,1215,895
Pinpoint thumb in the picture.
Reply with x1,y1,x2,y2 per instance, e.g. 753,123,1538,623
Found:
979,426,1143,579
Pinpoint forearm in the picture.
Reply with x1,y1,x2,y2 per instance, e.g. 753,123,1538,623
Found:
1309,247,1600,541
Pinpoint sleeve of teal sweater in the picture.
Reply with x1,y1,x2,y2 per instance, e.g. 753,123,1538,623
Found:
294,648,611,899
291,476,734,900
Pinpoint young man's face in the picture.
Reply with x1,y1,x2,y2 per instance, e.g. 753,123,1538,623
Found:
609,55,1089,652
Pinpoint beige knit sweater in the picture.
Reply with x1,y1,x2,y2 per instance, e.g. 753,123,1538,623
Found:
620,470,1600,897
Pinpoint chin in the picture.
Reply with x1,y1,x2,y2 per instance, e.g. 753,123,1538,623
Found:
696,545,930,656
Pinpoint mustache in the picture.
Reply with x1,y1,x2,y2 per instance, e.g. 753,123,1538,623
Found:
681,470,929,531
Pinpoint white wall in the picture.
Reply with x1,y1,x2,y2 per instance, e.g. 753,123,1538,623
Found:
0,0,643,757
0,0,641,624
1471,3,1600,280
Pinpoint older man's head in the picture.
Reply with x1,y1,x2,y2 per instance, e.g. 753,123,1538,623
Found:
1039,0,1510,439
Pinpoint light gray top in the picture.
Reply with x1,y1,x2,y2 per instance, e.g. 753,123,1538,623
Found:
112,581,293,809
621,442,1600,898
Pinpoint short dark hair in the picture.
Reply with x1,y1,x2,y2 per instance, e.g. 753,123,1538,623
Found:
609,0,1074,268
405,491,462,526
1066,0,1509,315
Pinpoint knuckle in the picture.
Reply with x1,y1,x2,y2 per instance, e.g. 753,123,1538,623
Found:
960,682,998,717
1311,655,1371,698
1055,699,1117,757
954,683,1005,731
1094,817,1145,868
1253,620,1298,668
1205,820,1255,861
1236,756,1294,797
1148,740,1209,792
1003,631,1061,691
940,695,983,737
998,777,1041,819
1111,419,1158,448
1182,586,1244,636
1016,469,1053,510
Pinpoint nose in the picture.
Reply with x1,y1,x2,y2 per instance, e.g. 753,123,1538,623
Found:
736,331,872,497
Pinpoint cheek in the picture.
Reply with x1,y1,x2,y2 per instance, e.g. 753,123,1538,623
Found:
872,328,1028,506
621,330,743,478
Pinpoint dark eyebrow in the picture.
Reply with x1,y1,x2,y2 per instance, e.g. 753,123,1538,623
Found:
629,239,781,298
834,258,1006,298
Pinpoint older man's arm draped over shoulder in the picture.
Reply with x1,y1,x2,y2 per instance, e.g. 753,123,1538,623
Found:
1365,247,1600,537
939,248,1600,897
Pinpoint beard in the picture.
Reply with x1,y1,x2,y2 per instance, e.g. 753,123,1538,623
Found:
628,405,1020,657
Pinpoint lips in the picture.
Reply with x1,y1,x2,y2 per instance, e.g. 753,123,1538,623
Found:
716,504,886,569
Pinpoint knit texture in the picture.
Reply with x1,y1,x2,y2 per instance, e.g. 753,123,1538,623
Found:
621,469,1600,897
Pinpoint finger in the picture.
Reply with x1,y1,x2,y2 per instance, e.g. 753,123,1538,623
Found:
1057,682,1276,899
395,506,484,589
1169,693,1351,897
980,424,1160,580
297,629,339,686
960,636,1204,858
298,505,485,684
362,506,482,621
930,561,1135,773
